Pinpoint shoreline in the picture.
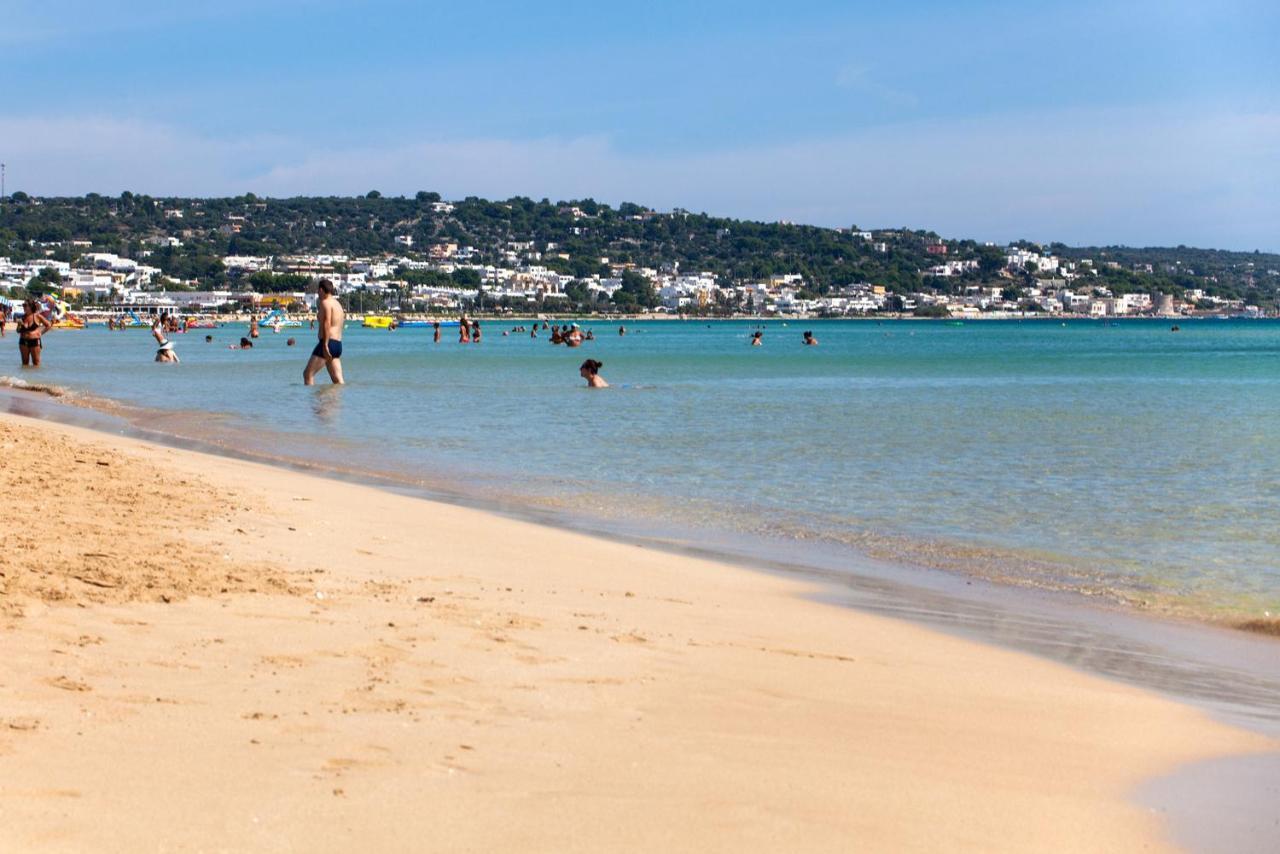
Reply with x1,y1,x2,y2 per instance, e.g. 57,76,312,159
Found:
4,382,1280,739
2,368,1277,640
1,410,1278,850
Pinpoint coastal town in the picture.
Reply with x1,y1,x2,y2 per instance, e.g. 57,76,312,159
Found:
1,194,1274,320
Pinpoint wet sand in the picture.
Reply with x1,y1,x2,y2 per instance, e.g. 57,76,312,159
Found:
0,411,1275,852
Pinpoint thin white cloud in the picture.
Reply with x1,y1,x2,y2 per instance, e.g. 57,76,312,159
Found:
833,64,919,109
1,107,1277,250
0,116,292,195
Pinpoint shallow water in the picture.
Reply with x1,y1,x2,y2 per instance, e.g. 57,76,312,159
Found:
6,317,1279,624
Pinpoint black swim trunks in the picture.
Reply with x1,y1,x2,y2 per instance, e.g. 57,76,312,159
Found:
19,337,41,350
310,340,343,359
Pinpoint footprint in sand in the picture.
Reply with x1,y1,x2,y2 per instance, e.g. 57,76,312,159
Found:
46,676,91,692
4,717,41,731
322,756,385,775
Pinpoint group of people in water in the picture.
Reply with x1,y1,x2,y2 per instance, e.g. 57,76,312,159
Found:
7,275,823,389
750,327,817,347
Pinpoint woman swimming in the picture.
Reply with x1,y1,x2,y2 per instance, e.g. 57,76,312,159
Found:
579,359,609,388
17,299,53,367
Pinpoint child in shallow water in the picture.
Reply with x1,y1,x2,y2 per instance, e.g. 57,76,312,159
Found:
579,359,608,388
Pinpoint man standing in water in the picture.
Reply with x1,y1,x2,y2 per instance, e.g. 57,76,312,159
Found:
303,278,345,385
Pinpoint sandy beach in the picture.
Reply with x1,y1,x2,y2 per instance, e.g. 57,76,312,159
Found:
0,410,1274,852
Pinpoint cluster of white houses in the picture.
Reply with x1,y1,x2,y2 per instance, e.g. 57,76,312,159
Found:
0,240,1266,318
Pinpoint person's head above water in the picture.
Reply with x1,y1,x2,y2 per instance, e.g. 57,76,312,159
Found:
205,335,213,343
240,337,253,348
580,359,608,387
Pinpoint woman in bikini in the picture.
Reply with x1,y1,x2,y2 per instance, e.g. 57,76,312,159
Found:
18,299,53,367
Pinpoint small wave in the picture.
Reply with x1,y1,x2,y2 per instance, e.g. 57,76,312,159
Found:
0,375,72,398
1233,617,1280,637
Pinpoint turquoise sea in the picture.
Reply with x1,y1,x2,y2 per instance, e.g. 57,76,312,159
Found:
5,317,1278,627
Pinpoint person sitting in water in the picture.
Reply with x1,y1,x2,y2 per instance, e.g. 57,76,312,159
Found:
565,324,583,347
584,329,595,341
229,337,254,349
579,359,608,388
205,334,213,343
287,337,297,346
803,330,818,346
751,330,763,346
152,314,179,362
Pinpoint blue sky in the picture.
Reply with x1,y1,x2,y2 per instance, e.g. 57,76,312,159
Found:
2,0,1277,249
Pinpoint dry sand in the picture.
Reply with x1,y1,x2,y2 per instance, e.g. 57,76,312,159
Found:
0,411,1273,852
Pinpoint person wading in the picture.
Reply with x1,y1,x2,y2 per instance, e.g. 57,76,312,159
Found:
303,279,345,385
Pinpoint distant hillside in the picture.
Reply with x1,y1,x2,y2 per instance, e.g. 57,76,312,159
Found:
1,192,1276,305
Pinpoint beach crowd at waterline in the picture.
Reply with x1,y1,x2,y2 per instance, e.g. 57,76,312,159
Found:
3,300,823,389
